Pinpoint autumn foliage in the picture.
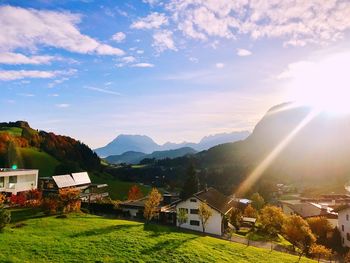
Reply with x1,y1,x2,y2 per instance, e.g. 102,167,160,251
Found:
59,188,81,213
127,185,143,200
144,188,161,222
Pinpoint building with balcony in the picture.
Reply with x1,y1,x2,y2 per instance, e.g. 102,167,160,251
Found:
0,168,38,195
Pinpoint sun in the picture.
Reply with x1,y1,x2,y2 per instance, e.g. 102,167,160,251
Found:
281,51,350,115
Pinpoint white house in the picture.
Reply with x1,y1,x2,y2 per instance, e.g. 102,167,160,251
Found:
0,168,38,195
176,187,233,236
336,205,350,247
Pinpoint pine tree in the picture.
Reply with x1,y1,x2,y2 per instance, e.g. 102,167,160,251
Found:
180,163,199,199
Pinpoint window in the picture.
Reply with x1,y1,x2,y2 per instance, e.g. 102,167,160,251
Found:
0,177,4,188
190,220,200,226
347,233,350,241
9,176,17,184
190,209,199,214
179,208,188,214
347,214,349,221
190,198,197,202
342,225,345,231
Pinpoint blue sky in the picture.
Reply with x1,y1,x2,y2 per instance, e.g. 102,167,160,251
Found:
1,0,350,148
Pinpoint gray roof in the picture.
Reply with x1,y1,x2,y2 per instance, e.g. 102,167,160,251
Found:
72,172,91,185
53,174,77,188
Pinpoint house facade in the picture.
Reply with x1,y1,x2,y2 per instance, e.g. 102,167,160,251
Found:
0,168,38,195
336,206,350,247
175,188,233,236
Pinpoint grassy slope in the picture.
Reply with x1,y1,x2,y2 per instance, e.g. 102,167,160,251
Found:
0,127,22,136
18,148,60,177
91,173,151,200
0,213,314,263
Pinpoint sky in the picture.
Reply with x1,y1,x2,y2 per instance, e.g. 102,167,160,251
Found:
1,0,350,148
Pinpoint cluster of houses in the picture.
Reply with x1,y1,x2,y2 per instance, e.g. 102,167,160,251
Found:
3,167,350,247
0,168,109,201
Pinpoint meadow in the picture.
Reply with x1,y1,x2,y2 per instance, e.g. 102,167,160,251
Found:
0,213,315,262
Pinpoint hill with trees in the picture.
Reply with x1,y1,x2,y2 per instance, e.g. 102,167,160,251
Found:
0,121,101,177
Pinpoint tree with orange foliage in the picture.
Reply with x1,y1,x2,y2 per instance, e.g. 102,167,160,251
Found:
143,188,161,223
59,188,81,214
283,215,316,261
128,185,143,200
243,204,258,218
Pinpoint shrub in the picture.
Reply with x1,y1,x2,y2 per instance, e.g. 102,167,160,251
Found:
43,197,60,215
0,206,10,230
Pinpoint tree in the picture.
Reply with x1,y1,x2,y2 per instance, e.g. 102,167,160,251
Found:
0,193,10,230
180,163,199,199
306,217,332,245
243,204,258,218
283,215,316,261
250,192,265,210
309,244,332,262
143,188,161,223
198,201,213,233
177,208,188,227
59,188,81,214
258,205,285,237
128,185,143,200
230,207,242,231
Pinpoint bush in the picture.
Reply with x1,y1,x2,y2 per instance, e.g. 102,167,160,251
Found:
0,207,11,230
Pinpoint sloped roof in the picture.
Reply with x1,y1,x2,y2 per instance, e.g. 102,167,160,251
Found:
53,174,77,188
194,187,232,215
72,172,91,185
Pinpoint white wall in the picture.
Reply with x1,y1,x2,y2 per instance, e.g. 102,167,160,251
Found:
0,170,38,194
338,208,350,247
176,197,223,236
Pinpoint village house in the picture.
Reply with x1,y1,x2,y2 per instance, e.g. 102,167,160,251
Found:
39,172,109,202
0,168,38,195
119,192,180,224
175,187,234,236
279,199,338,227
334,205,350,247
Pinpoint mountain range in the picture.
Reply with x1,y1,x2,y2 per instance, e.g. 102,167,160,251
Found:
94,131,250,157
105,147,197,164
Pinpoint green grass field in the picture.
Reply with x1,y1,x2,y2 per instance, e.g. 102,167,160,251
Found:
91,174,151,200
0,127,22,136
18,148,60,177
0,213,315,263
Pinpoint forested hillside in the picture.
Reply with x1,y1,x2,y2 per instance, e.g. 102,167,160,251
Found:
0,121,100,176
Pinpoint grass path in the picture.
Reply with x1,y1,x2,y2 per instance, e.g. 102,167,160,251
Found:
0,213,315,262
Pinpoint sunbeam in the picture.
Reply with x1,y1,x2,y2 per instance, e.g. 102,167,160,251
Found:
235,109,320,196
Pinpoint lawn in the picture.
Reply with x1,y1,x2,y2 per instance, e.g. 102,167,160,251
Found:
18,147,60,177
0,213,315,263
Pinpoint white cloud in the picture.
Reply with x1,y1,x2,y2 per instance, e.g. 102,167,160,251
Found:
136,50,144,54
215,63,225,68
143,0,160,6
152,30,177,52
0,69,76,81
111,32,126,43
120,56,136,63
131,63,155,68
85,86,121,96
0,5,124,56
56,103,70,108
237,48,252,57
164,0,350,46
0,52,56,65
131,12,168,30
18,93,35,97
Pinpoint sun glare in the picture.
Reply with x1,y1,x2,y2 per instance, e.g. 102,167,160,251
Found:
282,51,350,115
